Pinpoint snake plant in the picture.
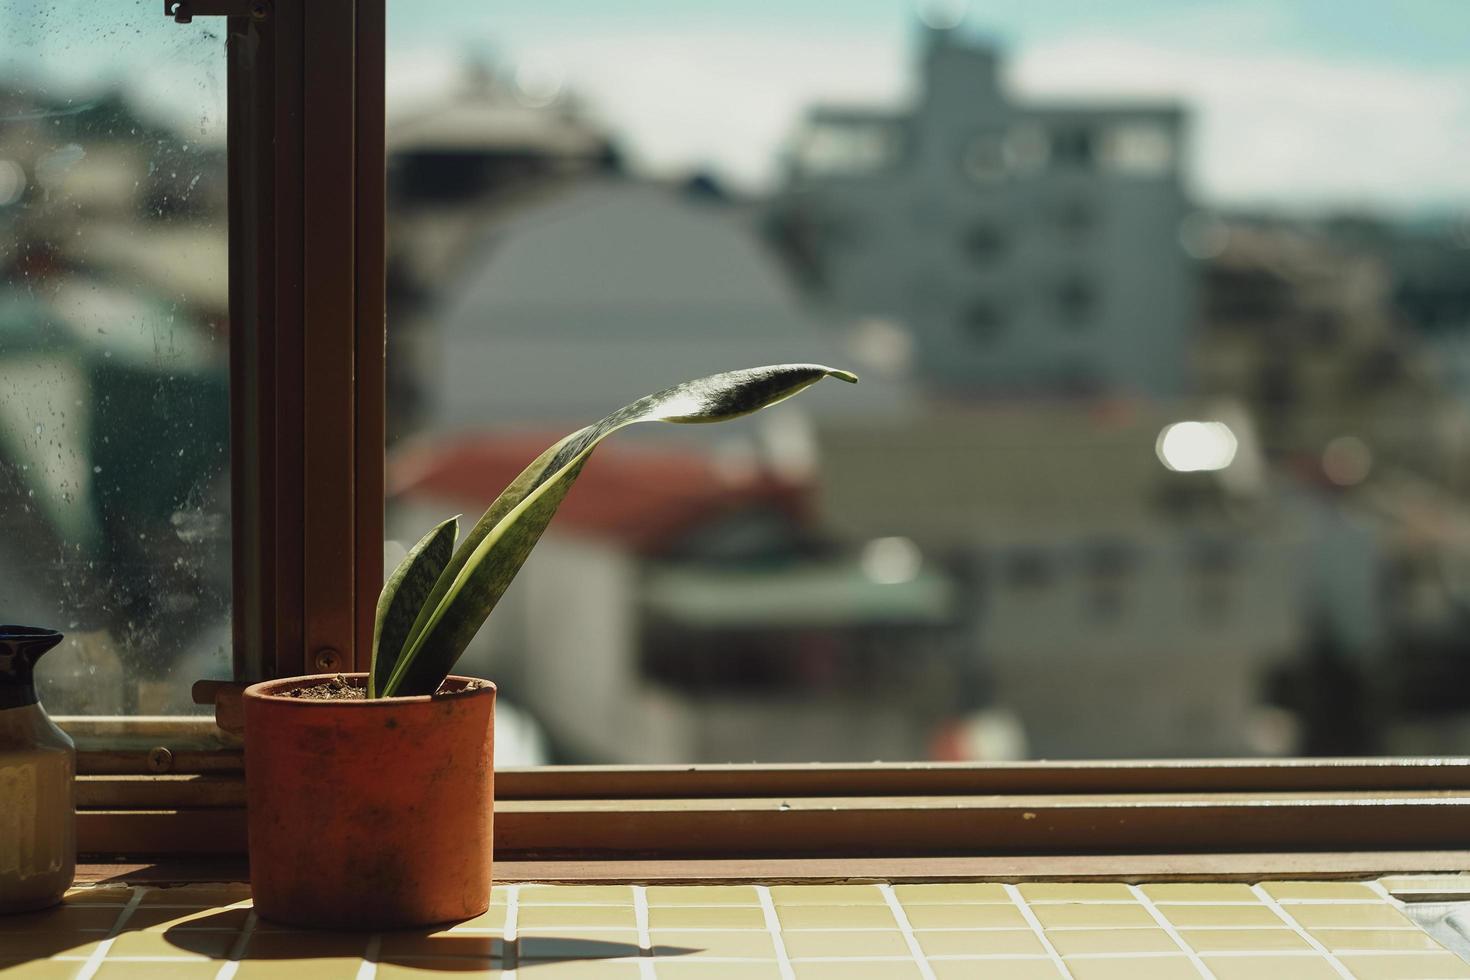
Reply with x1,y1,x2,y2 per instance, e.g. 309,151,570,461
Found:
369,363,858,698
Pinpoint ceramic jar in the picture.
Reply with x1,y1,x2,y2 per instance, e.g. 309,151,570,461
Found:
0,626,75,913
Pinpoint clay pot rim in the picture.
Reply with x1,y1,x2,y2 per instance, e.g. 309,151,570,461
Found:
244,672,496,706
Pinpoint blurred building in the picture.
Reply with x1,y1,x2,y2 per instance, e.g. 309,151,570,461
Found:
0,85,230,713
1195,218,1470,489
769,25,1194,399
389,434,965,763
386,67,622,441
427,179,913,437
815,401,1302,758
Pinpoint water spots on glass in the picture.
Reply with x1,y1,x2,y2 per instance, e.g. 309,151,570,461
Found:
0,1,230,714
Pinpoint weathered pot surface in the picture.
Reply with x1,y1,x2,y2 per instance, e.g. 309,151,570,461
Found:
243,672,495,930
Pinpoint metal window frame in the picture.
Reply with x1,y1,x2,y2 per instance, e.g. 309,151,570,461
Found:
70,1,1470,877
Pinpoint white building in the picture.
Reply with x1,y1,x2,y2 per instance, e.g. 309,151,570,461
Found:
772,26,1195,399
816,402,1305,758
428,179,914,438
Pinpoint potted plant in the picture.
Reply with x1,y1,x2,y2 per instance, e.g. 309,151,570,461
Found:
243,364,856,929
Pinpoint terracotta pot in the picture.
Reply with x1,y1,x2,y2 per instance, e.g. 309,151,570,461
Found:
243,672,495,930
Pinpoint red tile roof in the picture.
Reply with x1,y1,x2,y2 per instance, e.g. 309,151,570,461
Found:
388,432,810,555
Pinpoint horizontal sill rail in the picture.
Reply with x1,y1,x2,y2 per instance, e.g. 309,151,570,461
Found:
78,787,1470,861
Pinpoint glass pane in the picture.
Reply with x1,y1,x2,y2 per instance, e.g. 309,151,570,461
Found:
0,4,229,714
386,4,1470,763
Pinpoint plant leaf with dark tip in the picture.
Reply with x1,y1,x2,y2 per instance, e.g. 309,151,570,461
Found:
380,364,858,697
368,515,458,698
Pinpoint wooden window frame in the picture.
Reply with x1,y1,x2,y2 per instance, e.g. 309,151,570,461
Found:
70,1,1470,881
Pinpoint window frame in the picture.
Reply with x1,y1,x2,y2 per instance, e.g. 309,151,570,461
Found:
66,0,1470,878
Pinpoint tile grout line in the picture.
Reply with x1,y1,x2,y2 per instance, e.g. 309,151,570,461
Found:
1251,883,1356,980
354,933,381,980
73,884,148,980
213,908,259,980
1003,883,1077,980
634,884,657,980
1129,884,1219,980
504,882,520,978
880,883,939,980
756,884,797,980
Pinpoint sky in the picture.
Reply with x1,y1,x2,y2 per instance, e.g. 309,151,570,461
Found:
384,0,1470,216
5,0,1469,216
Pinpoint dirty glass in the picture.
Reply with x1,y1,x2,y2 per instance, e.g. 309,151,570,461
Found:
0,3,229,714
385,3,1470,764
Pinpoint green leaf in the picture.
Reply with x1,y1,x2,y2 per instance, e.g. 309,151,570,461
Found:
368,515,458,698
381,363,858,697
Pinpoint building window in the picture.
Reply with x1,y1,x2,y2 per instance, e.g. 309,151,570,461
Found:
1049,127,1094,169
1102,122,1176,176
960,299,1008,341
1055,276,1098,327
1004,547,1056,591
960,131,1008,184
795,118,907,177
962,223,1007,263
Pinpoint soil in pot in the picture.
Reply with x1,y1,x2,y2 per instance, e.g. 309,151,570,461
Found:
283,674,493,700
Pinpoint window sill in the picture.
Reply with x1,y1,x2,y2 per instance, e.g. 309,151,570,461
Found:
74,758,1470,879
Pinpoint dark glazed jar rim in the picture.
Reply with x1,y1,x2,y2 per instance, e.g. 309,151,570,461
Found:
0,625,63,642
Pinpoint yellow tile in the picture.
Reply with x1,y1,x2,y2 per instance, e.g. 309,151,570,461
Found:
930,962,1064,980
0,964,87,980
646,886,762,906
0,907,127,932
1260,881,1379,901
1179,929,1311,952
776,905,896,930
449,905,507,932
652,965,785,980
1309,929,1444,952
514,965,639,980
235,960,365,980
93,964,222,980
1017,883,1134,902
1288,904,1416,928
893,883,1011,904
488,887,510,905
648,906,768,929
377,931,505,957
1338,953,1470,979
377,962,504,978
0,933,106,959
1379,875,1470,899
516,886,634,906
1159,904,1285,927
1033,903,1155,927
769,885,886,906
517,929,641,960
1047,929,1180,955
516,905,637,929
1203,956,1342,980
791,964,923,980
649,930,776,960
903,903,1028,928
242,932,372,958
123,906,250,931
782,930,911,958
64,886,135,905
1064,959,1201,980
137,885,252,907
106,929,235,958
1140,883,1259,903
915,930,1045,957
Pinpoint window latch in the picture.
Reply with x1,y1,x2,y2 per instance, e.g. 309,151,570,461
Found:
165,0,270,24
